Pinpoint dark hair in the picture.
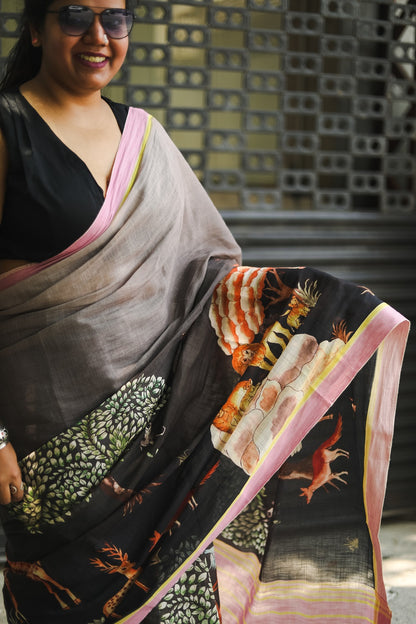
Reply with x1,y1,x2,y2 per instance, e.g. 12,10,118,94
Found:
0,0,136,92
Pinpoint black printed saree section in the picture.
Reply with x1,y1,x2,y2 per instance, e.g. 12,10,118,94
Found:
207,267,408,624
1,266,407,624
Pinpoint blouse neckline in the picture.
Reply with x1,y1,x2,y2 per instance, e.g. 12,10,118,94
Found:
16,89,122,198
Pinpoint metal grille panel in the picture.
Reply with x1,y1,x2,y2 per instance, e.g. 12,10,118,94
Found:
3,0,413,213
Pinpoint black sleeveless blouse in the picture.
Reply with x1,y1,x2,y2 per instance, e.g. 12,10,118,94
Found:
0,90,128,262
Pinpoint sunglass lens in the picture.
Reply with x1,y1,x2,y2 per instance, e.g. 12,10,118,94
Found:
101,10,134,39
59,6,93,37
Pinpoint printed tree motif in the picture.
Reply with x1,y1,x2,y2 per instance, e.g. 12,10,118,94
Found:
156,546,220,624
332,320,353,343
9,375,167,534
220,488,270,558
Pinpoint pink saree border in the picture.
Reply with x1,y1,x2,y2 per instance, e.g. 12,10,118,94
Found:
119,303,409,623
363,320,410,621
0,107,152,291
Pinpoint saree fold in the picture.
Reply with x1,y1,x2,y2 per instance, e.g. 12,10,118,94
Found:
0,109,409,624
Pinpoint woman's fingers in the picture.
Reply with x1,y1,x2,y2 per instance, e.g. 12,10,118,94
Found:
9,482,24,502
0,442,24,504
0,482,24,505
0,482,12,505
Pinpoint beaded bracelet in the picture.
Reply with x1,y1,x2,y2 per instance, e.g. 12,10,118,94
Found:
0,426,9,450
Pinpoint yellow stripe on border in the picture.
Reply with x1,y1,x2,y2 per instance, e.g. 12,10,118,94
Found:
117,115,153,214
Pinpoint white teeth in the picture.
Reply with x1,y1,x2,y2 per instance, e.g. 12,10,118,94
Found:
80,54,106,63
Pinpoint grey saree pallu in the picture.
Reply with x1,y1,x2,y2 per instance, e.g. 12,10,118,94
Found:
0,109,410,624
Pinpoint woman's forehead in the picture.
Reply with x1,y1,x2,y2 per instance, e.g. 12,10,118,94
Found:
46,1,127,11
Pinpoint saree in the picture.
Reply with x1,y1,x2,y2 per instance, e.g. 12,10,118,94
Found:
0,108,409,624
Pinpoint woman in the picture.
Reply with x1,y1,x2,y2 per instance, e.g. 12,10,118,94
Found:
0,0,134,502
0,2,409,623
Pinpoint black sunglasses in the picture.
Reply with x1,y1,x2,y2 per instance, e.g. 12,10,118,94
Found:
46,5,134,40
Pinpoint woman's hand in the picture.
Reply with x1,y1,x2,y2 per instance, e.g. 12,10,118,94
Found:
0,443,24,505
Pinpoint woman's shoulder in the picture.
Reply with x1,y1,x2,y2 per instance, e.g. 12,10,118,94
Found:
0,90,23,134
0,89,19,113
0,89,33,129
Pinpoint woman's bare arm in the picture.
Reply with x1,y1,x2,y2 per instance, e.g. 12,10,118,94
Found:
0,128,7,223
0,131,24,505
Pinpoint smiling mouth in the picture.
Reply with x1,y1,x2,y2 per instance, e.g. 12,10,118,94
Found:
79,54,108,64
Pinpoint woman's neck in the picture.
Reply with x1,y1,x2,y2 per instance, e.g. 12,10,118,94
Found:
20,76,103,115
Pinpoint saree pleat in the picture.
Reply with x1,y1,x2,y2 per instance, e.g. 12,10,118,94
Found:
0,110,409,624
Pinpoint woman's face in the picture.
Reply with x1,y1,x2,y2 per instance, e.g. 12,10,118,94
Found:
33,0,130,95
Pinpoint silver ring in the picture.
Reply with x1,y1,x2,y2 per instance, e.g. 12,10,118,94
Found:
9,485,18,495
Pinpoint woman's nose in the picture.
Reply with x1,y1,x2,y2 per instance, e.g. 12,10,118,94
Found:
83,14,108,45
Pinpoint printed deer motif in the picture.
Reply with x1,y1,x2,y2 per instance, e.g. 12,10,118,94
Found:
90,543,149,619
4,559,81,615
299,415,349,503
100,475,162,515
3,573,27,623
